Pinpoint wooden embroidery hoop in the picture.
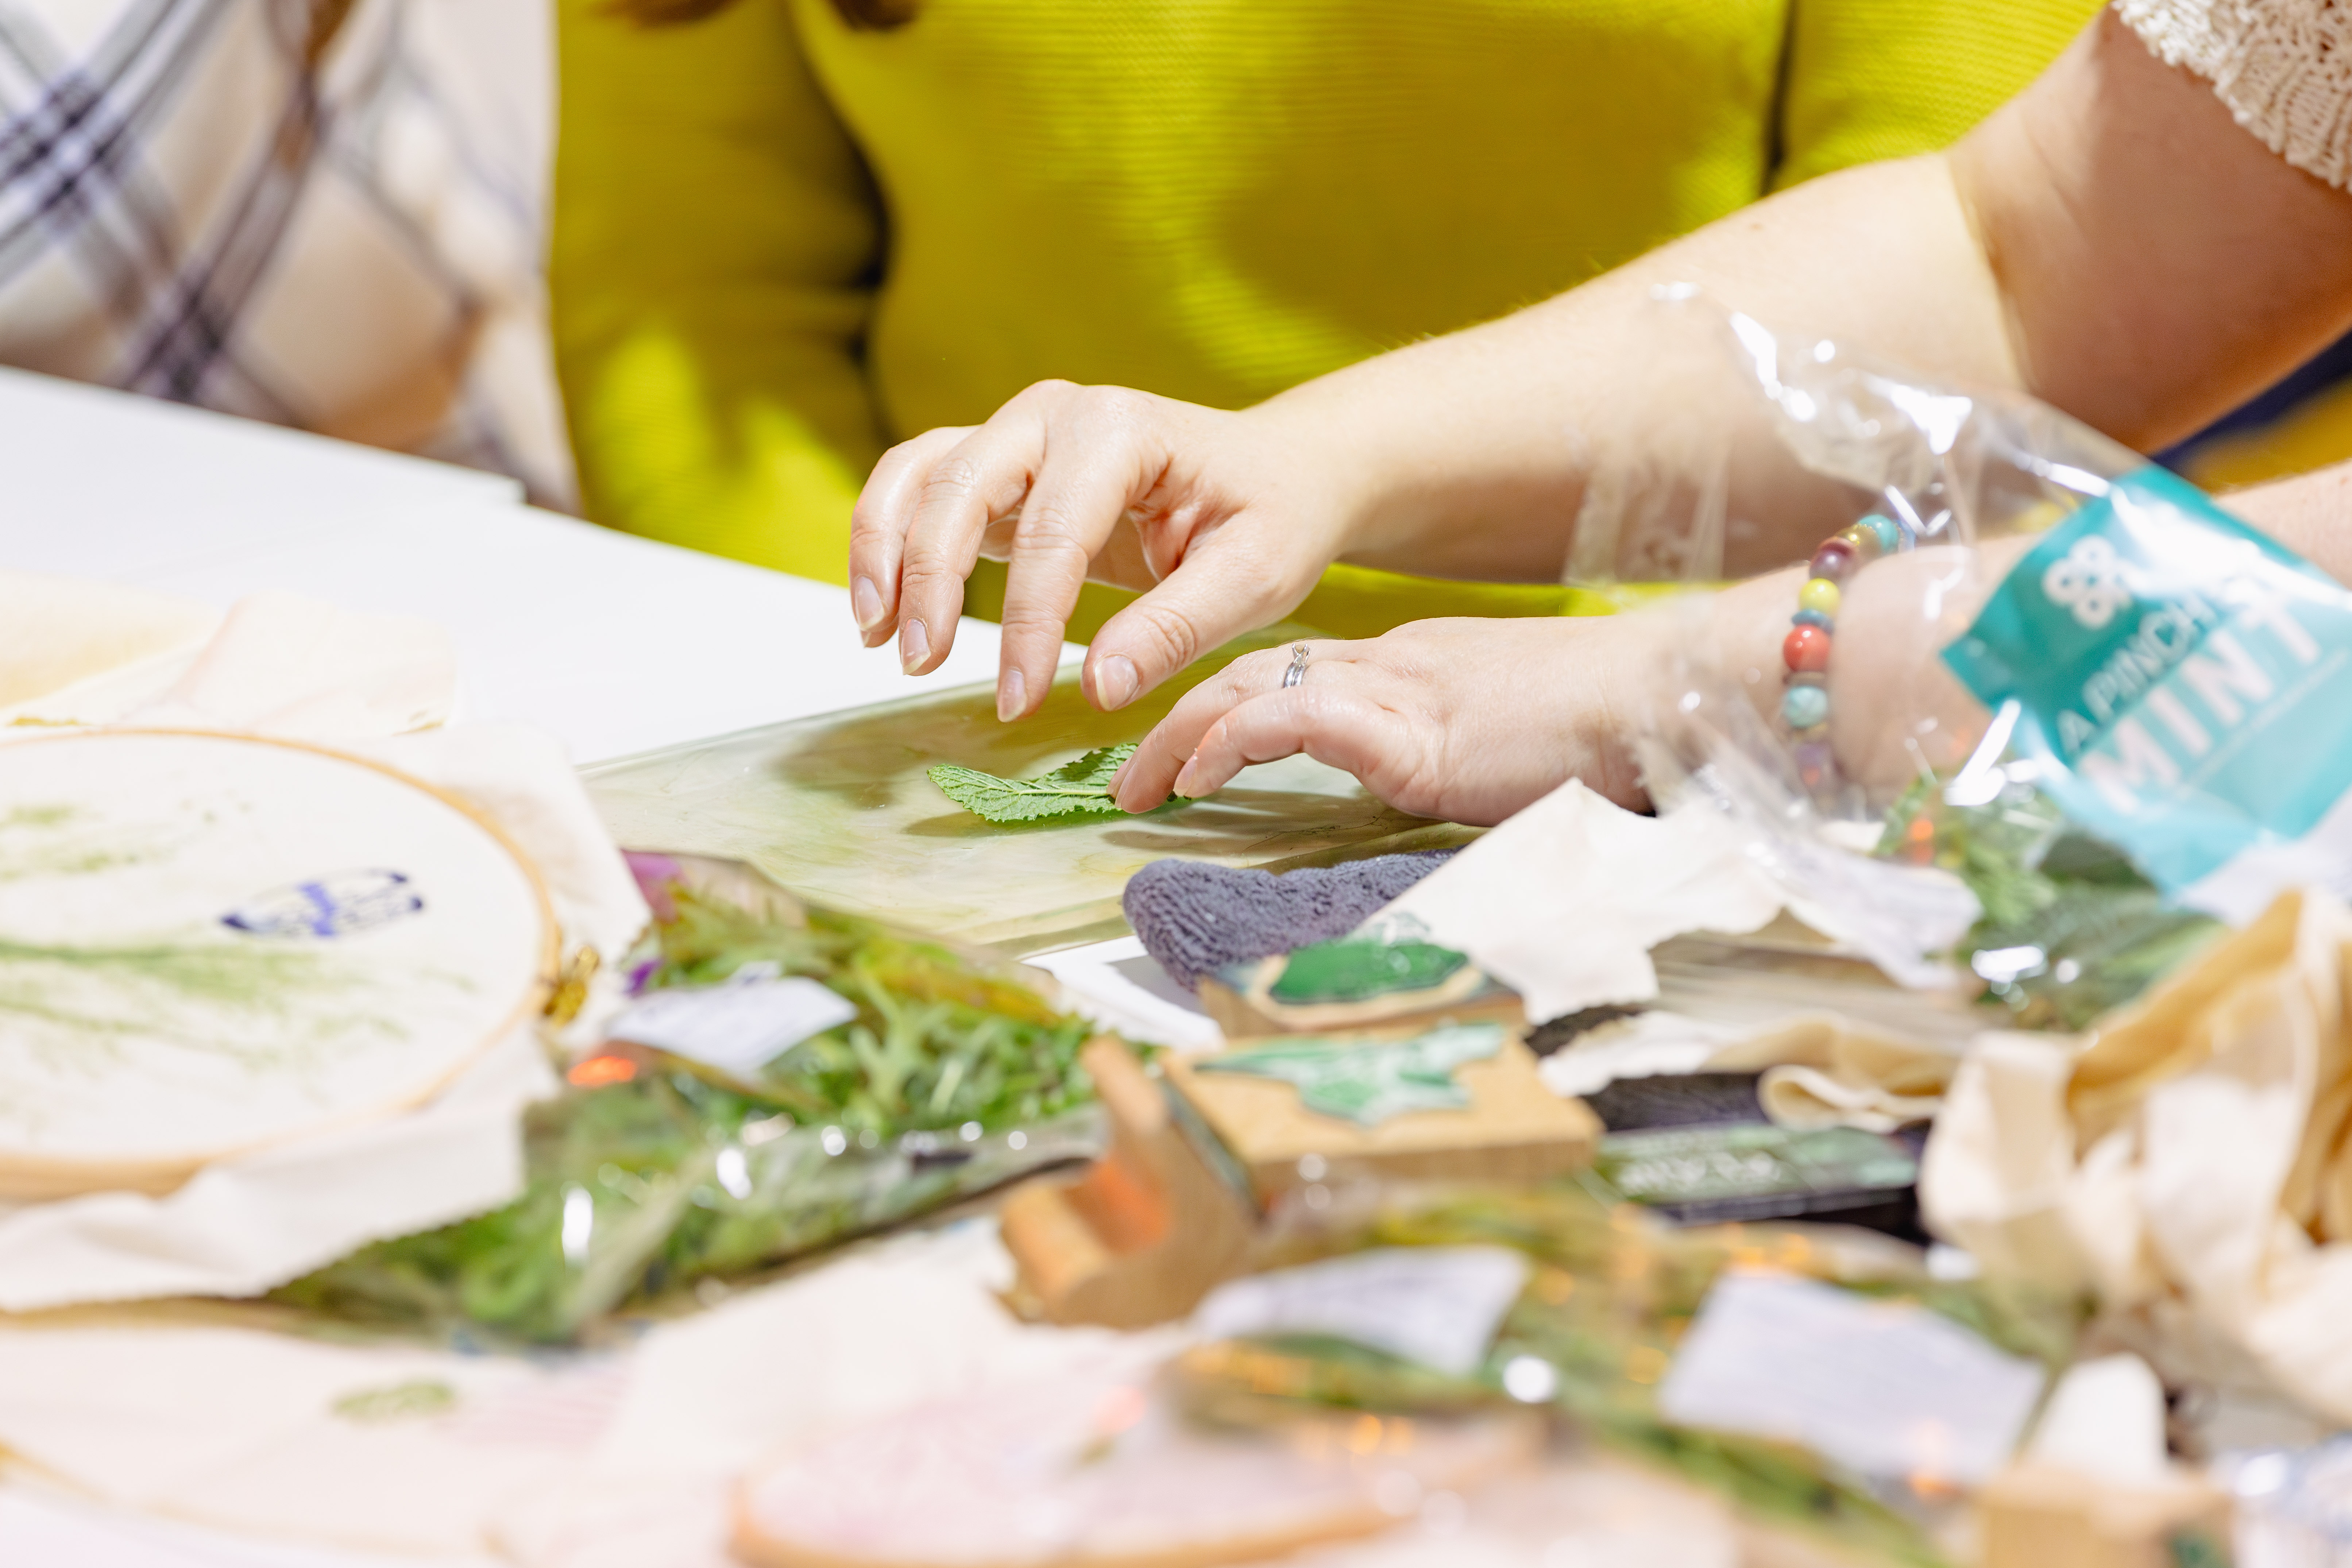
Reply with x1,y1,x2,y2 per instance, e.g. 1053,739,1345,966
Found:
0,728,559,1200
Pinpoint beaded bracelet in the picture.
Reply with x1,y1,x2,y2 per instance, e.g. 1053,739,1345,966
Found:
1782,511,1905,792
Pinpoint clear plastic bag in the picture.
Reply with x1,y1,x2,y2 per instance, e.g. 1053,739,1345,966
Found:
277,855,1107,1342
1630,297,2352,1021
1172,1178,2078,1567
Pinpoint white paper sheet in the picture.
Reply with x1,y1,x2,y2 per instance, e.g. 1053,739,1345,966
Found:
1657,1270,2045,1487
1368,781,1788,1022
610,976,857,1076
0,1315,626,1555
1192,1247,1530,1377
1185,1241,1533,1382
0,1026,553,1311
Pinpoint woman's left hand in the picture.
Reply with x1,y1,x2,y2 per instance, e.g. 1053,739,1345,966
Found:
1109,617,1662,826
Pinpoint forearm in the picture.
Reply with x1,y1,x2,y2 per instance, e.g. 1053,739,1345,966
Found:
1955,13,2352,448
1264,153,2011,583
2213,464,2352,585
1271,12,2352,588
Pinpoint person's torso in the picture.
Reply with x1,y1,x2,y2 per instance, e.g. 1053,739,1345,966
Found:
793,0,1787,435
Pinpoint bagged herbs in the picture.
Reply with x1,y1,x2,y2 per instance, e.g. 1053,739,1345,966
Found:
277,858,1104,1342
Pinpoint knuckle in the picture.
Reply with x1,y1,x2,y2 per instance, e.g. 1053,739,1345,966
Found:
1015,501,1095,553
1226,647,1287,695
898,549,960,591
1083,386,1159,435
917,457,987,509
872,435,925,470
998,606,1070,640
848,491,896,541
1121,599,1203,672
1005,379,1080,416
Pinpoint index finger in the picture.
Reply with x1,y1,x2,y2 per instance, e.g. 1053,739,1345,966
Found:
848,426,973,648
995,425,1182,721
1109,644,1299,810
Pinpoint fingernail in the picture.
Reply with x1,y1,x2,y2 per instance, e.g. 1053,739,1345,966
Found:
997,667,1026,722
852,576,883,633
1096,654,1139,711
900,618,930,673
1174,753,1201,797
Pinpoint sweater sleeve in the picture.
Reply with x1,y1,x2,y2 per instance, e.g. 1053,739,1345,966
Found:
2116,0,2352,189
551,0,884,582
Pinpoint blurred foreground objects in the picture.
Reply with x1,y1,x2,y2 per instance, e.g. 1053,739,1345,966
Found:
281,854,1104,1341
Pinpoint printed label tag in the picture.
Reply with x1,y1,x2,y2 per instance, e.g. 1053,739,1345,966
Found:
1191,1245,1529,1375
609,975,857,1076
1658,1270,2045,1487
1943,464,2352,906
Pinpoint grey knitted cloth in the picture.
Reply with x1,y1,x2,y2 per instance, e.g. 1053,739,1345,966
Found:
1123,851,1457,991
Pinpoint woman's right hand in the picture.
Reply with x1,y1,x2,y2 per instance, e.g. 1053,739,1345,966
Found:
847,382,1370,724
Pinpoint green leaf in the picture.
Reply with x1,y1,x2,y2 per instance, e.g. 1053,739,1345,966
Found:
928,744,1147,823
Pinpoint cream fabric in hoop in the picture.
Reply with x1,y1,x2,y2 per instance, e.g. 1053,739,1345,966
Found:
2116,0,2352,189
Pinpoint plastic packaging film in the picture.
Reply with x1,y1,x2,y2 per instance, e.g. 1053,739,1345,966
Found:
1613,295,2352,1018
279,853,1114,1343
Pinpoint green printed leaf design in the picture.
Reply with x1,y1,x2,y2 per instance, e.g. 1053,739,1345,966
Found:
1199,1023,1505,1126
1269,938,1470,1005
929,744,1149,824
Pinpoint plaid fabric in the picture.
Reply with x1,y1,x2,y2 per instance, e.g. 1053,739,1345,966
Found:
0,0,570,504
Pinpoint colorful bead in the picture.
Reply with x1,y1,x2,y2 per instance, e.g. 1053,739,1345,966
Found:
1779,515,1900,767
1782,625,1831,673
1781,684,1829,730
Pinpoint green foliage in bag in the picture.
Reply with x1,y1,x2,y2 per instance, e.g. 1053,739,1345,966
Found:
276,885,1101,1343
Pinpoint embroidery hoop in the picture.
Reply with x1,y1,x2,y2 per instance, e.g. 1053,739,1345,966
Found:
0,729,557,1199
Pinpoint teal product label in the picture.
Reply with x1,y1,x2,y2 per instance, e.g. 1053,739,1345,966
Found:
1942,464,2352,896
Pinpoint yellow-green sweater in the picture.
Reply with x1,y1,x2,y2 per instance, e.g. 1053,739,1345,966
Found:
553,0,2099,636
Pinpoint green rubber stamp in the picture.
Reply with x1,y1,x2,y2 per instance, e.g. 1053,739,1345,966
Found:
1267,938,1470,1005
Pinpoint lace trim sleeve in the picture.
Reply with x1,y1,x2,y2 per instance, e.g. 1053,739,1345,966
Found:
2115,0,2352,189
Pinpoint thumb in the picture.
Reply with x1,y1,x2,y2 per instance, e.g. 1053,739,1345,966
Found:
1081,528,1317,711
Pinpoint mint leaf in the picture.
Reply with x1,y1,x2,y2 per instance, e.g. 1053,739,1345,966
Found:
928,744,1143,824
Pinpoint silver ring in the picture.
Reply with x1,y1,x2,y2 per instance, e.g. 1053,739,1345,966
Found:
1281,642,1311,688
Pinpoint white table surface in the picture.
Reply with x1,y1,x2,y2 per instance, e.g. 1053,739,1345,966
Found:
0,370,1064,1567
0,365,1039,766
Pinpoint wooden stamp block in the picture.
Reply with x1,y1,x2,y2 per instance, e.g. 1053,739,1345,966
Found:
998,1038,1258,1329
1163,1028,1598,1206
1979,1463,2235,1568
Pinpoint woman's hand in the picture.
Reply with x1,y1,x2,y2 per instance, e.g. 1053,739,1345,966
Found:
848,383,1367,725
1109,617,1662,826
1103,556,2002,830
